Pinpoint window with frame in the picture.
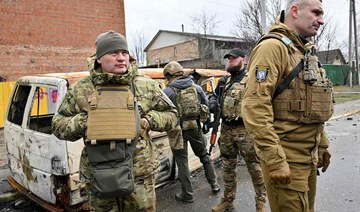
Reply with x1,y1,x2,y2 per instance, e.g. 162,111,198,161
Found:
7,85,31,126
28,86,59,134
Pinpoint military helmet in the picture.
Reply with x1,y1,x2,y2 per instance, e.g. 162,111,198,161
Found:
163,61,184,78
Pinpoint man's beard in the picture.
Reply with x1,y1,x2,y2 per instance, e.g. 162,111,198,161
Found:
226,65,242,74
226,59,243,75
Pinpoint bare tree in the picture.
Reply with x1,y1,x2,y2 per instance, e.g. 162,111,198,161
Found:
189,12,222,68
232,0,347,62
231,0,282,45
190,11,220,35
315,18,343,51
128,30,147,66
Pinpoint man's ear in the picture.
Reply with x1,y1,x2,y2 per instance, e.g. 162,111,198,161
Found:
290,5,300,18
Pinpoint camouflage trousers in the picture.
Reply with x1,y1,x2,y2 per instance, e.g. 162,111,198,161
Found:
219,124,266,207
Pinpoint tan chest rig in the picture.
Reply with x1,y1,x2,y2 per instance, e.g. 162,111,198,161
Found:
222,74,247,121
85,85,141,198
267,35,334,124
87,85,140,142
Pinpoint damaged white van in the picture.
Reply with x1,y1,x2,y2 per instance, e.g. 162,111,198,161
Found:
3,69,226,211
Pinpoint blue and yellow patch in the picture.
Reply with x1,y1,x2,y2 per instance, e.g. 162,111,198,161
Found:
255,66,269,82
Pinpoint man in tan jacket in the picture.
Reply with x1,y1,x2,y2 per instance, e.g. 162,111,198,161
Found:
242,0,333,211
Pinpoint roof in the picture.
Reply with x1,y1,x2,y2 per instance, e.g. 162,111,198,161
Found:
38,71,89,85
16,72,90,87
144,30,245,51
317,49,346,64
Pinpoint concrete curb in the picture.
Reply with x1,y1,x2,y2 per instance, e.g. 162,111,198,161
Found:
330,109,360,121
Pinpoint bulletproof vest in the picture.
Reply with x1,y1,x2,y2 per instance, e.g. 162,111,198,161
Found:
261,33,334,123
85,85,140,198
221,73,247,121
171,84,201,130
87,85,140,142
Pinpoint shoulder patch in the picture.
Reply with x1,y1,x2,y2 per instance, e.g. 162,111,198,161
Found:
255,66,269,82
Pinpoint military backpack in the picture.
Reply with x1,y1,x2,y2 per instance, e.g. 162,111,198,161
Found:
170,83,202,130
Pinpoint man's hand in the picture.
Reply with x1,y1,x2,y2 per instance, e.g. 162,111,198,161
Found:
201,120,210,134
208,94,218,113
318,147,331,172
268,161,291,185
140,118,150,139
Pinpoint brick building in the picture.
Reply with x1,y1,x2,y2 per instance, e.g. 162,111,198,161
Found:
0,0,125,81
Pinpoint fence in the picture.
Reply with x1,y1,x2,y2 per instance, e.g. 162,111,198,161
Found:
323,65,350,85
0,82,15,128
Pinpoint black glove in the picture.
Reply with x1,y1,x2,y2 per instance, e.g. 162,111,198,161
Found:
208,94,218,113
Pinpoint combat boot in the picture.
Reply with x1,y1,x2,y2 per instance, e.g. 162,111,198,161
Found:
212,198,234,212
210,183,221,193
175,193,194,203
256,205,266,212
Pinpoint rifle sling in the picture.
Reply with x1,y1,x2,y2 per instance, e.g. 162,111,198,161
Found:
272,60,304,100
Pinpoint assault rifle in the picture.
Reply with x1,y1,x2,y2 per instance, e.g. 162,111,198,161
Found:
208,84,225,156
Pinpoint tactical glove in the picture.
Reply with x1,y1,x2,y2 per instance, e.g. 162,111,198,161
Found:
268,161,291,185
318,147,331,172
208,95,218,113
140,118,151,139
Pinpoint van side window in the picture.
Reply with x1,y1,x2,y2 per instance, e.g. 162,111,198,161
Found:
28,86,58,134
7,85,31,126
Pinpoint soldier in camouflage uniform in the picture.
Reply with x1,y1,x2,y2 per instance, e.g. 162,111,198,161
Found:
52,30,183,212
210,49,266,212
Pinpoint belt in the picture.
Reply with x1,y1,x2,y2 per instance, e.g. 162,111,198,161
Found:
222,118,244,126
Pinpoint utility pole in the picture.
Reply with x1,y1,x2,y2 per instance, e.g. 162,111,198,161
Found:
348,0,353,87
260,0,266,35
352,0,359,85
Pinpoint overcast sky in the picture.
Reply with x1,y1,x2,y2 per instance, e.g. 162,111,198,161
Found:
124,0,352,50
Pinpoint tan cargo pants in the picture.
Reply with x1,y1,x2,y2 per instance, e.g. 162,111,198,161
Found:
260,160,317,212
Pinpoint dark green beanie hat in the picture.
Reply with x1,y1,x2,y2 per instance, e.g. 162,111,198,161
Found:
95,30,128,60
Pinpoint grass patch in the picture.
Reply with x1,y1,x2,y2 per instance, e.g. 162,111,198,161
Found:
333,85,360,104
333,85,360,92
333,93,360,104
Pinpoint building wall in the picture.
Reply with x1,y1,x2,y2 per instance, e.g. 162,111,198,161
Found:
0,0,125,81
146,31,194,50
147,40,199,66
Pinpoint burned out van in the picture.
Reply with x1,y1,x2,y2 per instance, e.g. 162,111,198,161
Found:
3,68,227,211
